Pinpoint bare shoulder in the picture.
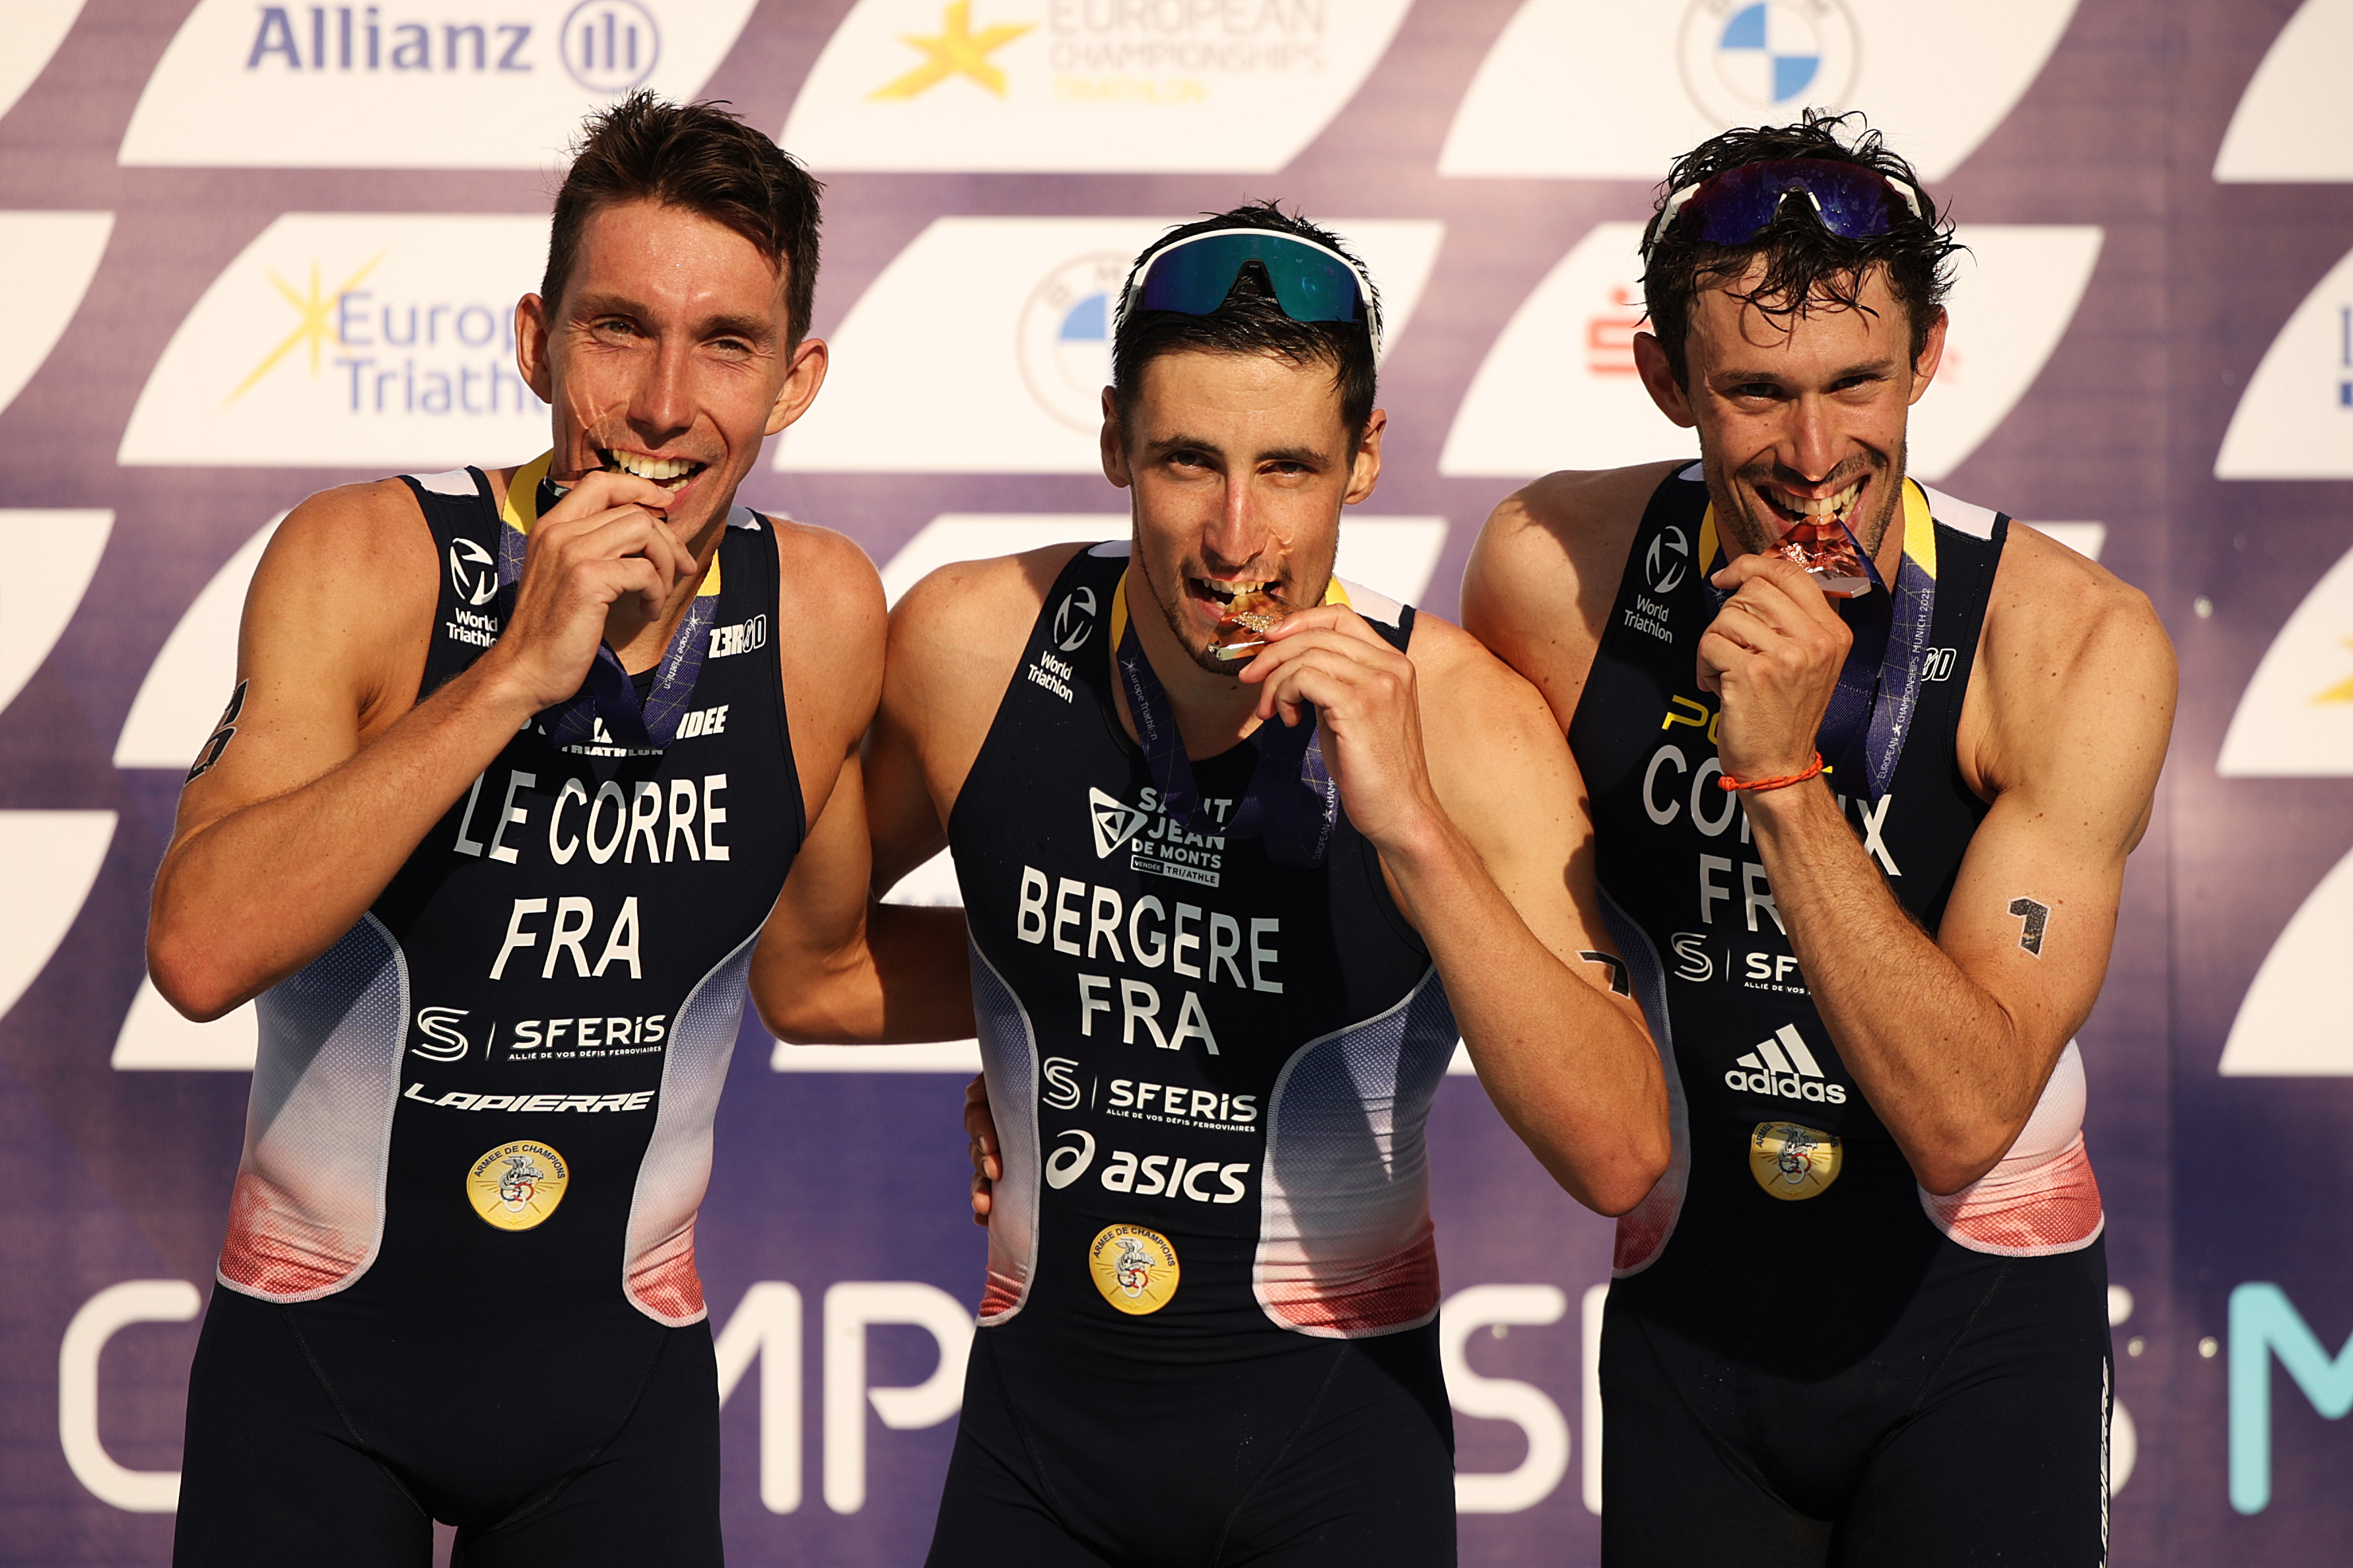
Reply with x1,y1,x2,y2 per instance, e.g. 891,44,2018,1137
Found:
1407,611,1581,780
244,478,438,697
761,516,888,765
252,477,437,609
1983,524,2176,702
885,543,1094,784
1969,524,2177,799
1462,460,1685,726
891,541,1088,680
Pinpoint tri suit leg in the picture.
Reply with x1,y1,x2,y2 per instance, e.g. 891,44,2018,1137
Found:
173,1286,435,1568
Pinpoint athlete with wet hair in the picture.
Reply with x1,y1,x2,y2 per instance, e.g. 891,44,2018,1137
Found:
876,202,1668,1565
1462,111,2175,1565
152,93,963,1566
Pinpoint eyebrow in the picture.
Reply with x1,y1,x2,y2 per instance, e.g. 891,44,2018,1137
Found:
1712,355,1899,386
1144,433,1334,468
570,293,777,348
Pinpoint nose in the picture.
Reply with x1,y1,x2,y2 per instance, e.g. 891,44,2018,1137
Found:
1784,393,1842,486
1200,473,1270,575
627,336,694,449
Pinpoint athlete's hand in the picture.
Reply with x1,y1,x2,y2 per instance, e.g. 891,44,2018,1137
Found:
1238,605,1444,855
479,469,700,712
1697,553,1851,783
964,1074,1000,1227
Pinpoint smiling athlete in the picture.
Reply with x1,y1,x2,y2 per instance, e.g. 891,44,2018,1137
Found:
870,204,1668,1565
150,94,962,1566
1463,112,2175,1565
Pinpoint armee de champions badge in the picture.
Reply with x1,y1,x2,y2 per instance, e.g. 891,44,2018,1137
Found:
1749,1120,1841,1201
1089,1223,1180,1315
467,1140,570,1231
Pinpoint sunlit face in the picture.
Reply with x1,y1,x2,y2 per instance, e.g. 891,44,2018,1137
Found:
1101,349,1382,676
518,199,820,543
1638,259,1944,566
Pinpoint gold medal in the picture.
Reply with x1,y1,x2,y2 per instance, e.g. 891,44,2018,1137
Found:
1749,1122,1841,1201
1088,1223,1180,1316
466,1140,569,1231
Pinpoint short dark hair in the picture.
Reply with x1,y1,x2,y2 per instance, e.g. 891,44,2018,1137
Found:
543,91,825,345
1639,109,1959,388
1111,202,1379,445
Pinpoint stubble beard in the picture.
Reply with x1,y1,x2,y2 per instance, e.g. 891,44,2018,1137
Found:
1702,436,1909,567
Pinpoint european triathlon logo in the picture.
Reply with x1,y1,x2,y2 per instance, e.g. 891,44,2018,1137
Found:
782,0,1414,173
119,215,551,469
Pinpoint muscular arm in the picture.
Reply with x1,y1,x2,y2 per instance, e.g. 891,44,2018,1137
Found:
149,471,695,1018
1243,607,1668,1215
747,525,972,1044
756,545,1070,1044
1720,529,2175,1192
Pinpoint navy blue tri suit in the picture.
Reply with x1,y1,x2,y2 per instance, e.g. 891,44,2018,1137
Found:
1570,465,2111,1566
173,456,801,1567
927,543,1460,1567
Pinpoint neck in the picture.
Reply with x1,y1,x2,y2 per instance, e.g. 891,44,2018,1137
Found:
1113,564,1265,761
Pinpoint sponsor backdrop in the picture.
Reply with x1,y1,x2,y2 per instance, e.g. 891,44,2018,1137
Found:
1,0,2348,1562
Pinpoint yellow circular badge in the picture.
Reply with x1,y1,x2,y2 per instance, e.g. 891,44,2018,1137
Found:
1750,1122,1841,1202
1089,1223,1180,1316
467,1140,569,1231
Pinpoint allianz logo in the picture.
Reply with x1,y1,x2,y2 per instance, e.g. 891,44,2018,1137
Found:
1042,1128,1251,1204
1724,1023,1849,1106
242,3,661,92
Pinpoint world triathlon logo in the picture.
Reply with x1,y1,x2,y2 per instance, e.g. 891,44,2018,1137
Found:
1678,0,1857,125
1016,252,1130,433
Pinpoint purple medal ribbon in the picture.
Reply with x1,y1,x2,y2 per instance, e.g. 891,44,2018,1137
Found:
1114,614,1339,868
494,476,718,752
1703,504,1936,800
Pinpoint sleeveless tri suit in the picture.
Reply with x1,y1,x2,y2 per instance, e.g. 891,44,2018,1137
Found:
173,458,801,1567
926,543,1460,1567
1570,466,2111,1566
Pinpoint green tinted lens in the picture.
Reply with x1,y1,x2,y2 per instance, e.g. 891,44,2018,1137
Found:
1132,232,1367,326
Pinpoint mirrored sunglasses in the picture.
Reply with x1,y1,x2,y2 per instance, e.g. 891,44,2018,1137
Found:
1124,229,1381,357
1656,158,1926,248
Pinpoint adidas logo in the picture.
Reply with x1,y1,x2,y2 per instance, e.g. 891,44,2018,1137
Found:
1089,788,1148,859
1724,1024,1849,1106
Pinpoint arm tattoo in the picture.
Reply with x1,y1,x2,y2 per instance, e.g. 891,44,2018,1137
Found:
2007,897,2049,957
1580,950,1631,997
185,681,248,782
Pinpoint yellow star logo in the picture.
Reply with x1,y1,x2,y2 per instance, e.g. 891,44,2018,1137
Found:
226,251,387,407
2313,639,2353,704
870,1,1033,100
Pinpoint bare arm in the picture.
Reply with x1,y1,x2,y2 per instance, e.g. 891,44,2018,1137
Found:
1243,608,1669,1215
747,525,973,1044
148,469,695,1018
1701,527,2175,1192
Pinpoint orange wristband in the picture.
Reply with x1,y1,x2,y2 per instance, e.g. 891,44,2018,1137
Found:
1717,752,1825,792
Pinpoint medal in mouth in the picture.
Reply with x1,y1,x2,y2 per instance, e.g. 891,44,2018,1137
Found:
597,446,708,492
1202,584,1301,661
1759,476,1872,596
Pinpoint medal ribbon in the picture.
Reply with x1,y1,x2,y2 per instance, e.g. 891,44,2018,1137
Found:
495,451,737,751
1109,573,1343,868
1701,480,1939,800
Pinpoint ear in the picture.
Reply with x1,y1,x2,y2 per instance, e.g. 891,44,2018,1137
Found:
1633,331,1697,428
516,294,554,405
765,336,830,436
1343,408,1385,506
1905,307,1948,407
1099,386,1132,489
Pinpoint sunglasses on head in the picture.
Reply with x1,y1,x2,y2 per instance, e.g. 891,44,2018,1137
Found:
1122,228,1382,358
1653,158,1926,248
